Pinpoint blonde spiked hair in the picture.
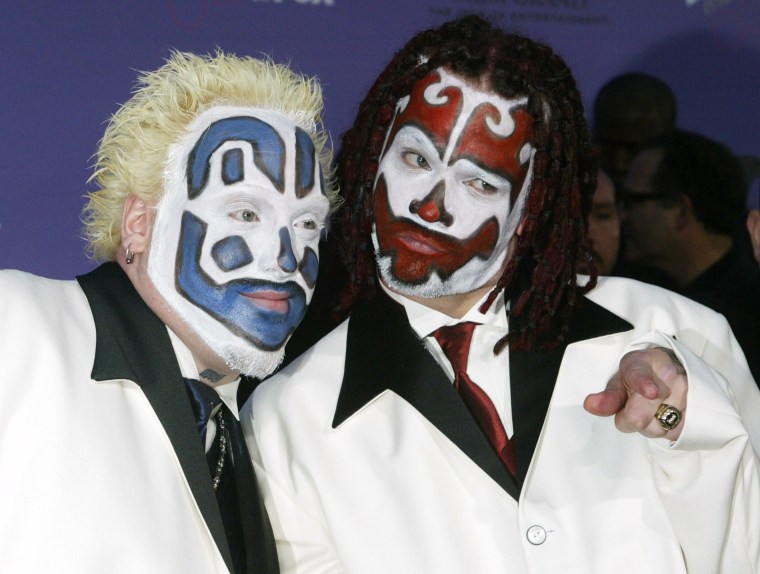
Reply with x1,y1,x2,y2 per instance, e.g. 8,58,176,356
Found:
83,50,336,261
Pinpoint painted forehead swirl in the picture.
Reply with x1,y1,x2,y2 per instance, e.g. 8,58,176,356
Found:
186,115,322,200
383,68,532,188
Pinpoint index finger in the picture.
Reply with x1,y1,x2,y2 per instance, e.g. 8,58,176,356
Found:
583,374,627,417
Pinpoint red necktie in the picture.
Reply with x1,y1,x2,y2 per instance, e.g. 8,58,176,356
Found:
432,322,517,478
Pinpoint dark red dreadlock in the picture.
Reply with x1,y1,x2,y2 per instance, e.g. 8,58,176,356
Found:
335,14,598,351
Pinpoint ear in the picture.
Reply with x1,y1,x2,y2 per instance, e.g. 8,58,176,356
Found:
674,194,692,229
121,194,153,254
747,210,760,263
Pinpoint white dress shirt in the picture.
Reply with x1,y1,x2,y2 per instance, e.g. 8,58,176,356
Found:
381,284,514,435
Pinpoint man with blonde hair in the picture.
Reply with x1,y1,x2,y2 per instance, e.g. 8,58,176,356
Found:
0,51,336,574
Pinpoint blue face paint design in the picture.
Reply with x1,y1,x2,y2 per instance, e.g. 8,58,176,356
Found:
176,212,307,351
277,227,298,273
295,127,318,199
187,116,286,197
222,148,245,185
211,235,253,272
298,246,319,289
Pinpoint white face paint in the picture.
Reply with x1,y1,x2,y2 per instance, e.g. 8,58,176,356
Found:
372,68,534,298
148,106,329,377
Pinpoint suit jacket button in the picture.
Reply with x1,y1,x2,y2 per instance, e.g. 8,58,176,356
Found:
526,525,547,545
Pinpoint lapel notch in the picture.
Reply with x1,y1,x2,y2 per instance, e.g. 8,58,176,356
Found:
334,291,519,499
77,263,235,572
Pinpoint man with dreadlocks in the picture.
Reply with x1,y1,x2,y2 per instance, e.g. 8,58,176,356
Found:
242,15,760,574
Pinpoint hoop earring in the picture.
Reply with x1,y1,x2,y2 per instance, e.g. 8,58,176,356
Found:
125,245,135,265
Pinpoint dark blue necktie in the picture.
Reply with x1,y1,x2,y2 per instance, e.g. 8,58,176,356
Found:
184,376,222,444
184,377,246,574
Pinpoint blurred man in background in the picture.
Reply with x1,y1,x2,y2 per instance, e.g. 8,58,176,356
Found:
593,72,677,191
621,129,760,381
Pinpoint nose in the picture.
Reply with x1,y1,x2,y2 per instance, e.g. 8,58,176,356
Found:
276,227,298,273
409,180,453,226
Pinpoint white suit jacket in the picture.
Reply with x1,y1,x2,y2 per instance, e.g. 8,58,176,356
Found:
243,277,760,574
0,264,278,573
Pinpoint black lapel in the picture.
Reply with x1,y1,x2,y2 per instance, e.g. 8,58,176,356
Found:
77,262,234,572
334,290,633,501
509,297,633,484
334,291,519,499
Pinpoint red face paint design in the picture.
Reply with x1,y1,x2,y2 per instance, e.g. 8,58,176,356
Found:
373,68,534,296
383,70,532,195
374,176,498,284
384,72,463,161
452,103,532,208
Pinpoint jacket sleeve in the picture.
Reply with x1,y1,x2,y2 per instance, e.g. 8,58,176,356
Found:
627,324,760,574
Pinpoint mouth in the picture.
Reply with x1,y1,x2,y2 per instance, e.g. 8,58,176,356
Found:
395,231,447,255
240,289,291,314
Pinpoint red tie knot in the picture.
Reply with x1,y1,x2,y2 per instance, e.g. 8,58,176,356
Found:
432,322,479,373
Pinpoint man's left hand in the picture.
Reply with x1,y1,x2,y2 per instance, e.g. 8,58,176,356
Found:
583,348,687,440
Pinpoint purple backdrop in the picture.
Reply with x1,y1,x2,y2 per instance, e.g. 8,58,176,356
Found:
2,0,759,278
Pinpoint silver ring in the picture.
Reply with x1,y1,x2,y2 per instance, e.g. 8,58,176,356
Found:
654,403,682,431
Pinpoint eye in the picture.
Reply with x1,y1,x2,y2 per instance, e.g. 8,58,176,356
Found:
294,212,327,235
402,151,431,171
296,219,318,231
231,208,259,223
466,178,498,194
591,207,617,222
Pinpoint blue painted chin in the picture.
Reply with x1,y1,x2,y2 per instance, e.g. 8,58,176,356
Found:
176,212,308,351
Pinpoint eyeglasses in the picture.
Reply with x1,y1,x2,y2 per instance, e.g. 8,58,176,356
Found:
618,189,674,207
